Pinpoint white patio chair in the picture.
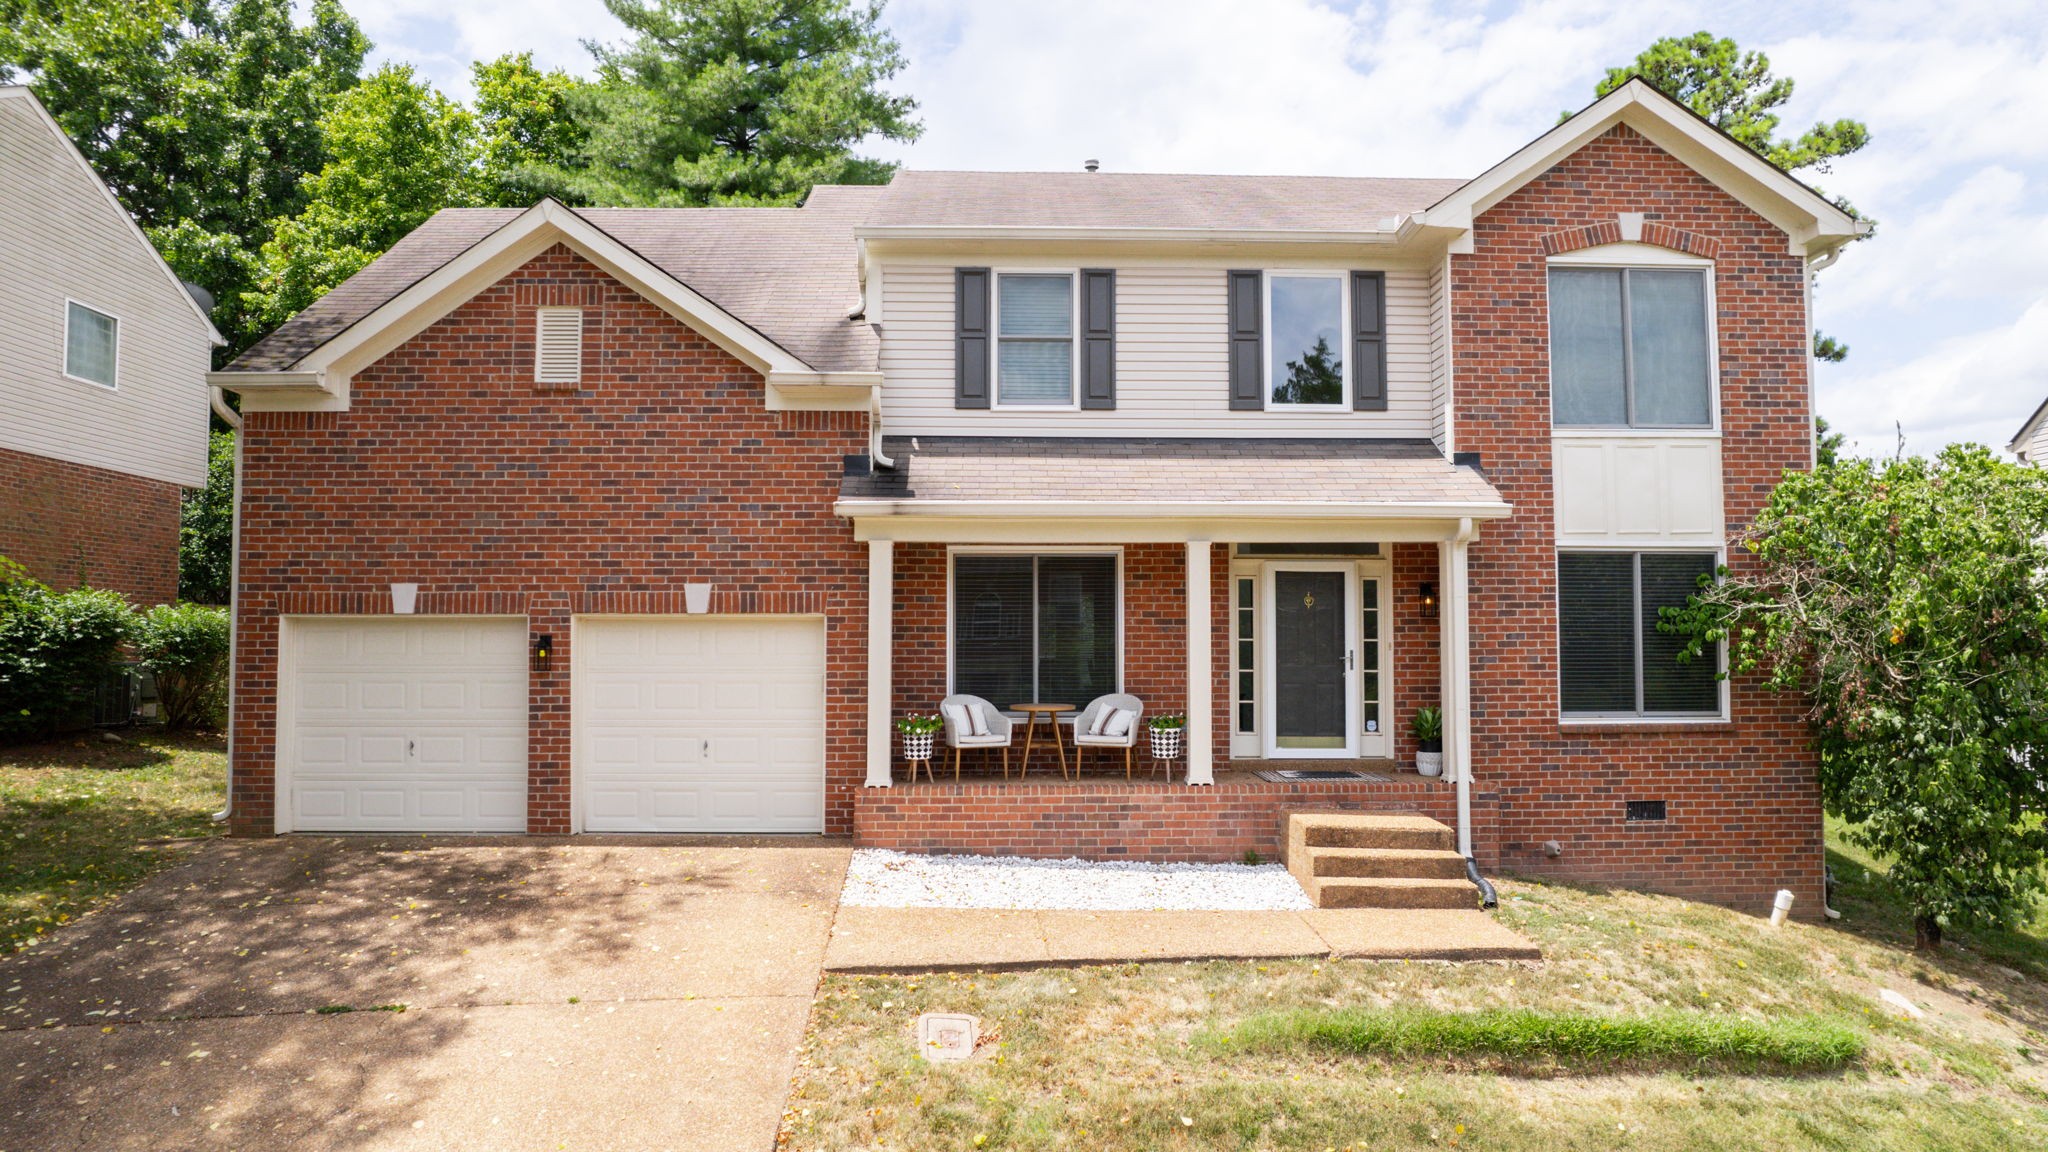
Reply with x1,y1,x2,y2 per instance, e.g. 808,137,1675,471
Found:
1073,693,1145,779
938,694,1013,780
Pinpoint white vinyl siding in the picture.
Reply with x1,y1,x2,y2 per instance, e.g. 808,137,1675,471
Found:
534,307,583,383
880,260,1437,437
0,93,212,487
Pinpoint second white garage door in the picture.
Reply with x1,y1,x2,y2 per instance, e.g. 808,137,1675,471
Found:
575,616,826,833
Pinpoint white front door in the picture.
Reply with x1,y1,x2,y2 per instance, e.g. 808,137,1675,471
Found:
280,617,529,833
574,616,826,833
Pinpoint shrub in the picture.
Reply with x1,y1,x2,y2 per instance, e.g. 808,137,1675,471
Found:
0,561,137,739
133,603,231,730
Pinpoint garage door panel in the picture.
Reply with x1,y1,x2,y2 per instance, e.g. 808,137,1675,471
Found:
577,616,824,834
285,618,528,833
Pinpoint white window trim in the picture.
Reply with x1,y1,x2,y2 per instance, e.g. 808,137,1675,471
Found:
534,307,584,385
1229,563,1259,758
62,297,120,390
1262,270,1351,411
1545,254,1720,433
1554,544,1729,724
944,546,1124,711
991,269,1080,411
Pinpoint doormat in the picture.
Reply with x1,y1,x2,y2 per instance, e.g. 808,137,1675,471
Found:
1254,769,1391,782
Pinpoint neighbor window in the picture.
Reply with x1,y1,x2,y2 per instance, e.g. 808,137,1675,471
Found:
1267,273,1345,405
64,301,118,388
995,273,1074,406
952,553,1117,706
1558,551,1720,717
1549,267,1711,427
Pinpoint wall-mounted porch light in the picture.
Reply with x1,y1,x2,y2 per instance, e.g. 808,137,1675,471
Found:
1418,582,1438,619
532,634,553,672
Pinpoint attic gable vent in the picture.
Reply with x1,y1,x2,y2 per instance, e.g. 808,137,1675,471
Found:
535,308,584,384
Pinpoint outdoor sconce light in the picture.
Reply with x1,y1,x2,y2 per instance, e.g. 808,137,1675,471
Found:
532,634,553,671
1419,582,1439,618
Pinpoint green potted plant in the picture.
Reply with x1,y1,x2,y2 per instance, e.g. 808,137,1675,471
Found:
1410,706,1444,777
1148,712,1186,761
896,713,942,765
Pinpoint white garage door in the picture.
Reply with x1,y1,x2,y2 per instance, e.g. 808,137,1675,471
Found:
576,616,826,833
284,617,528,833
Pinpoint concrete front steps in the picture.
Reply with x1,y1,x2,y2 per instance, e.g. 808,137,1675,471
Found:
1285,813,1482,910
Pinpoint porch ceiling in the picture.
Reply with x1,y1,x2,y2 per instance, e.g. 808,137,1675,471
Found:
835,437,1511,543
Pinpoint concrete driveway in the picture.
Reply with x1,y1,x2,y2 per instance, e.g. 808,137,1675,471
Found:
0,836,851,1152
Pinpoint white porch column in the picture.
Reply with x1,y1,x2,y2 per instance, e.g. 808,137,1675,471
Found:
1185,539,1214,785
1438,520,1475,856
865,538,894,787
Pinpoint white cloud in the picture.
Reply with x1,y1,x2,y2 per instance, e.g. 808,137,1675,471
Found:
1822,297,2048,455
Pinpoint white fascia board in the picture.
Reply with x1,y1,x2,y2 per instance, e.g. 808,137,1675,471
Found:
834,498,1513,522
2,87,225,345
295,200,817,386
852,224,1405,245
206,369,348,412
765,371,883,411
1423,79,1863,257
841,512,1501,545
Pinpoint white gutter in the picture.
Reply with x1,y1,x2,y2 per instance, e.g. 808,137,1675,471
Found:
208,387,243,824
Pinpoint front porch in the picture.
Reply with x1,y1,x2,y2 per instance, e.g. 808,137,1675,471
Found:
838,436,1511,860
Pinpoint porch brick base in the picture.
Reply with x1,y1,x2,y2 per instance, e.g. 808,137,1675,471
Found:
852,777,1501,868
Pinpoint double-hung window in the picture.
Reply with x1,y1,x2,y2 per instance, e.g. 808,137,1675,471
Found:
952,553,1118,706
1267,273,1345,406
995,272,1075,406
1557,551,1720,718
1549,266,1712,427
64,300,119,388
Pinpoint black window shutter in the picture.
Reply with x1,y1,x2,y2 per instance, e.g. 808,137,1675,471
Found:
1352,270,1387,411
1079,268,1116,410
955,267,991,409
1227,270,1263,410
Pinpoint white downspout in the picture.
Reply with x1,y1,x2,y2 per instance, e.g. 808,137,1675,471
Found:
869,385,895,470
208,387,242,823
1446,517,1476,858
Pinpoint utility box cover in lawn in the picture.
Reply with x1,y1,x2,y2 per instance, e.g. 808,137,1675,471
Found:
917,1013,978,1061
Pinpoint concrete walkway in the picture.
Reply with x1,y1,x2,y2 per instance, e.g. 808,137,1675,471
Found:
825,905,1540,972
0,836,851,1152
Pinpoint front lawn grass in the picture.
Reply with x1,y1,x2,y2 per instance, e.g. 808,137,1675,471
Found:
0,729,226,952
784,828,2048,1151
1213,1005,1865,1073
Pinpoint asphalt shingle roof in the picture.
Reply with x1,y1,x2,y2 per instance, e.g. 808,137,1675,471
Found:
839,437,1507,511
861,171,1467,232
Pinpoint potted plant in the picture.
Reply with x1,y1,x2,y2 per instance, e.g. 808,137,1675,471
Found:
896,713,942,764
1410,706,1444,777
1148,713,1186,761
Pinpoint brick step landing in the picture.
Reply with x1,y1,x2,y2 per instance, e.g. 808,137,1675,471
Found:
1285,813,1483,910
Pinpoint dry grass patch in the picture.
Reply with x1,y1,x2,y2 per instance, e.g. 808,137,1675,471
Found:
783,863,2048,1151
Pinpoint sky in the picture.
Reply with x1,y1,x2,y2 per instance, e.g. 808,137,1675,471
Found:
342,0,2048,458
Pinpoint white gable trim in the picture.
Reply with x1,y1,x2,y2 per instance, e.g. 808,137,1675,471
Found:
280,200,815,389
1,86,224,345
1424,78,1869,258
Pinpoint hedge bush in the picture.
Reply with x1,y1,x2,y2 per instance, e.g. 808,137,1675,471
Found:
132,602,231,729
0,559,136,739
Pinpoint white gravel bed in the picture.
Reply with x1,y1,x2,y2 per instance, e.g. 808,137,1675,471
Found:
840,848,1314,911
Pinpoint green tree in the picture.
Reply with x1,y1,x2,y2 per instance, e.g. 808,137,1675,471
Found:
1274,337,1343,406
179,431,235,605
1582,32,1869,362
1670,446,2048,948
244,63,479,332
0,0,370,356
472,52,590,206
1588,32,1868,176
561,0,921,205
1814,416,1846,467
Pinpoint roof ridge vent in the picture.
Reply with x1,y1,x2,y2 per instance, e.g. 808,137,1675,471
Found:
1083,159,1099,173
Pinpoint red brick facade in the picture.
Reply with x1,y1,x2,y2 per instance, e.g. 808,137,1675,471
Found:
229,245,870,835
0,444,181,605
1452,124,1824,916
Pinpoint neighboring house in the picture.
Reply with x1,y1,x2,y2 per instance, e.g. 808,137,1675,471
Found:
2009,398,2048,464
0,86,222,604
210,78,1863,915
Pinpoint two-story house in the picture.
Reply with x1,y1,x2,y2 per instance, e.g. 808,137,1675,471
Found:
209,79,1864,915
0,86,222,604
